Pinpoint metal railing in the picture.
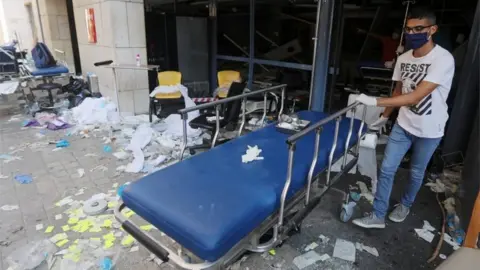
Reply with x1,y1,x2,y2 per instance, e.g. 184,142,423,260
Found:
277,102,368,229
178,84,287,160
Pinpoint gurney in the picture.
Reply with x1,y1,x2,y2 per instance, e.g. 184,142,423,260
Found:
114,84,367,269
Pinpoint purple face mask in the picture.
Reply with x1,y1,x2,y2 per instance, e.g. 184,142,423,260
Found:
405,32,429,49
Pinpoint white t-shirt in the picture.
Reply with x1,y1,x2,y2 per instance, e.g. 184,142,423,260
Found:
392,45,455,138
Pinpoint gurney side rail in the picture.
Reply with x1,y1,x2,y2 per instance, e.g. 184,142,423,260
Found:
280,102,367,229
178,84,287,160
114,203,218,270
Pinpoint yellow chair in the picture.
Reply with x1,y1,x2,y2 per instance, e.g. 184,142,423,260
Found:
149,71,184,122
217,70,241,98
154,71,182,99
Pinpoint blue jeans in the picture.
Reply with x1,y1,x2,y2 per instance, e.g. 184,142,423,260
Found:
373,124,441,218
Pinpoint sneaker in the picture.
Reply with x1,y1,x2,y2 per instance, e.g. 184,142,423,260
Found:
388,204,410,223
352,213,386,229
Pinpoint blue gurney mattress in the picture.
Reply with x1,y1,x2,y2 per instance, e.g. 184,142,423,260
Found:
29,64,68,76
122,110,365,262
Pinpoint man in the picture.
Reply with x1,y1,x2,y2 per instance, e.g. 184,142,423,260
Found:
357,28,402,63
352,7,455,229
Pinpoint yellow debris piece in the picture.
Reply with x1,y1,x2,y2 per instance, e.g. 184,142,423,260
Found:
121,235,135,247
89,227,102,233
107,201,118,208
62,225,70,232
68,245,78,252
56,239,69,247
103,232,116,242
50,233,68,243
44,226,54,233
64,253,81,263
104,240,114,249
269,249,276,256
140,225,154,231
102,219,113,228
123,210,135,218
67,218,79,225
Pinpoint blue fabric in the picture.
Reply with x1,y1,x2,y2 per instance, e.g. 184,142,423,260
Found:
29,65,69,76
122,111,365,262
373,124,441,218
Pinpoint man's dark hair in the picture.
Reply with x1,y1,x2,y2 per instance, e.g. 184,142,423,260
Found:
407,7,437,25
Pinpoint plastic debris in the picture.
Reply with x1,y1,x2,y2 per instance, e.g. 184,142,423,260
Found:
121,235,135,247
103,145,112,153
62,225,70,232
45,226,55,233
0,174,8,179
113,150,129,160
443,233,460,250
269,249,276,256
36,224,44,231
414,220,437,243
50,233,68,243
356,181,374,203
56,139,70,148
333,239,356,262
415,228,435,243
5,239,57,270
304,242,319,252
355,242,379,257
423,220,436,232
293,251,329,269
425,179,446,193
14,174,33,184
77,168,85,178
1,204,19,211
99,257,113,270
130,246,139,253
439,254,447,260
350,191,361,202
319,234,330,244
56,196,74,207
242,145,264,163
91,165,108,172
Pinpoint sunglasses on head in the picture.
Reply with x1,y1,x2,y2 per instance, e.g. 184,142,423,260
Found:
404,25,434,33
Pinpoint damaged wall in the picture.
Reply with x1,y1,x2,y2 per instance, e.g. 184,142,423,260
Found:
72,0,149,116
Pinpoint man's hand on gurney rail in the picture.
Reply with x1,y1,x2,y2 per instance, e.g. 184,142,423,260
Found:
356,81,439,108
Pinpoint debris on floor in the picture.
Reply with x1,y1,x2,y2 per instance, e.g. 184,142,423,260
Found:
1,204,19,211
355,242,379,257
333,239,356,262
414,220,436,243
439,254,447,260
293,251,330,269
5,239,57,270
319,234,330,244
304,242,319,251
14,174,33,184
356,181,374,204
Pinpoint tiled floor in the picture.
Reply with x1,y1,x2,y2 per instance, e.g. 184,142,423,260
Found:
0,102,450,270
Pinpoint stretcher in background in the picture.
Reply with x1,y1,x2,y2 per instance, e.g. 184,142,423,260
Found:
358,61,394,97
114,84,368,269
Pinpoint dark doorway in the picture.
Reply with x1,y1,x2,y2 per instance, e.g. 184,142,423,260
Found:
66,0,82,75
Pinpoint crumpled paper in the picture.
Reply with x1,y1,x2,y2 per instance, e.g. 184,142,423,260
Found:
242,145,264,163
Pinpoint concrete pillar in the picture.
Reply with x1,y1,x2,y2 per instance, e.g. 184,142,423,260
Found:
72,0,148,116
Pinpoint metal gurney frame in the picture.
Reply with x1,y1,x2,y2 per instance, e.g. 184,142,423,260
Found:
114,91,367,270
